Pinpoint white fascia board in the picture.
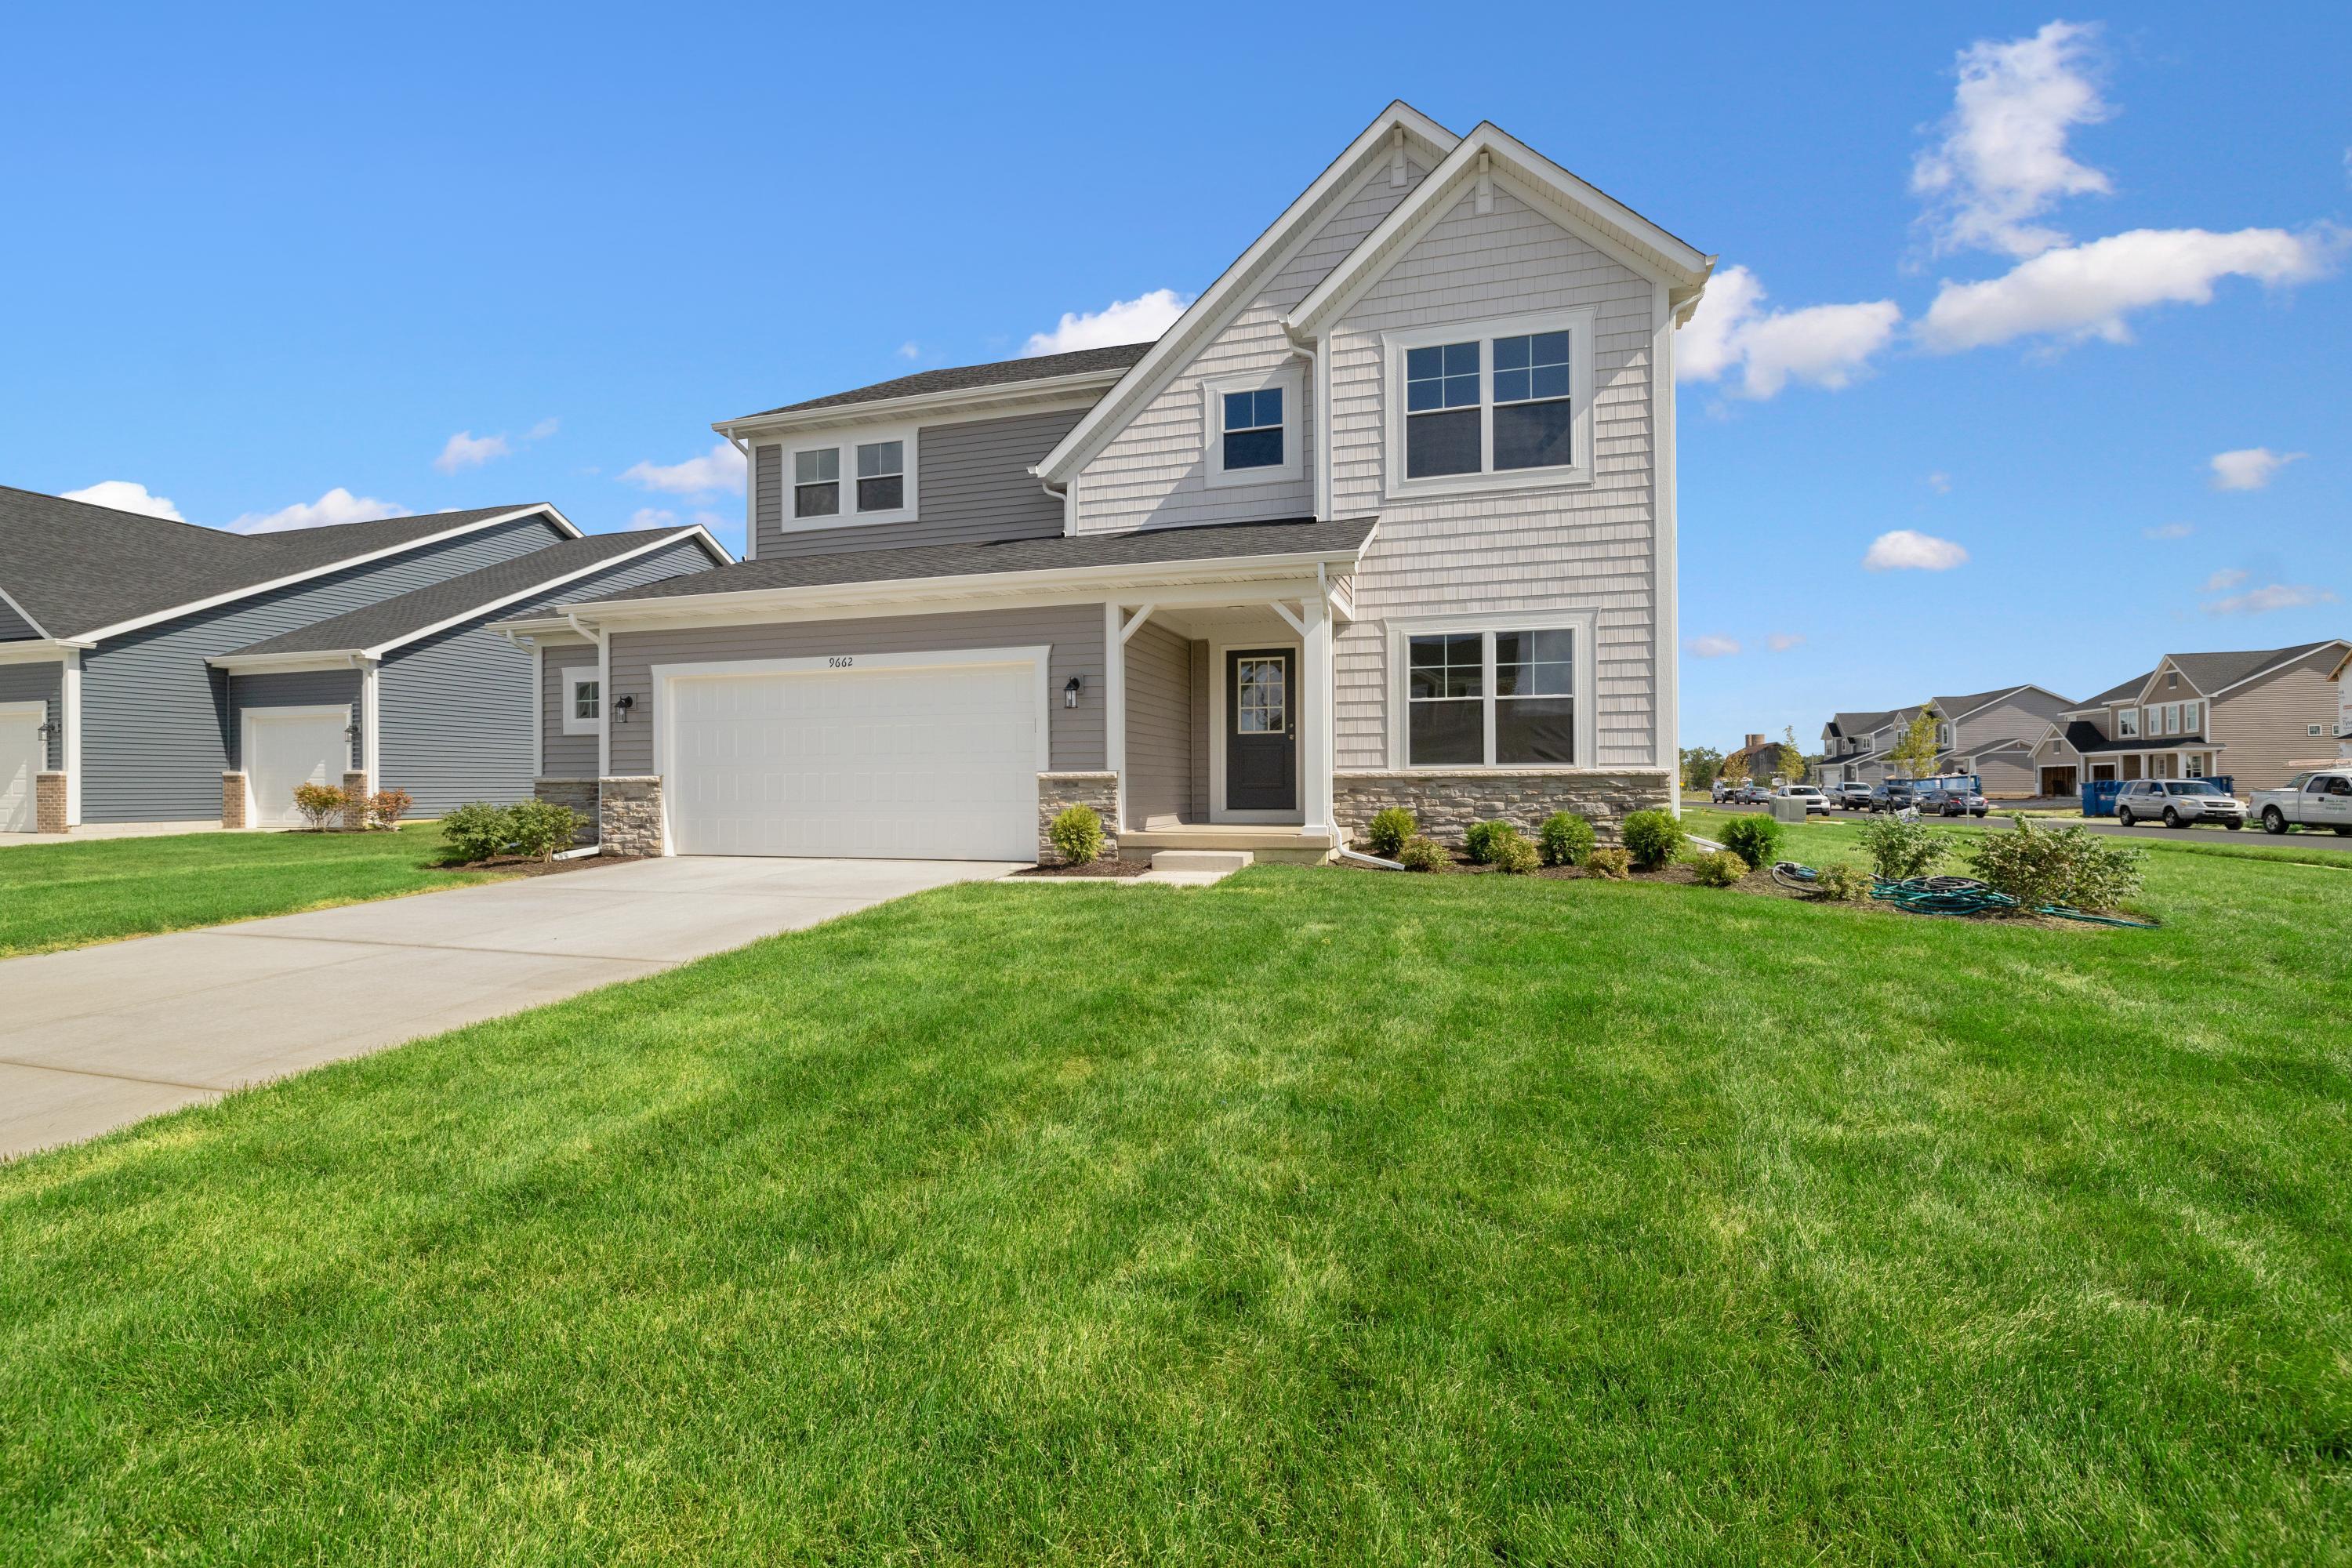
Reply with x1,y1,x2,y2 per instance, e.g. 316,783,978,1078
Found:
2207,640,2352,699
354,526,728,658
1035,102,1461,485
1942,684,2033,722
485,614,589,643
714,377,1120,443
69,506,579,644
0,581,51,641
0,637,93,664
1286,122,1715,342
208,650,370,674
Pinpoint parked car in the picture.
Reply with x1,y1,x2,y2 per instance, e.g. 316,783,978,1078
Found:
1918,786,1988,818
1773,785,1832,815
1830,782,1874,811
1740,785,1773,804
1868,782,1920,814
2113,778,2247,829
2249,768,2352,835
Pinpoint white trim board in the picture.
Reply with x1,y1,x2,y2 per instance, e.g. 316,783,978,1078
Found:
1382,609,1599,772
1378,307,1597,503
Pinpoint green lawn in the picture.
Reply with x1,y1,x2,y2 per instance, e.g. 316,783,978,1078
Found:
4,839,2350,1562
0,824,509,957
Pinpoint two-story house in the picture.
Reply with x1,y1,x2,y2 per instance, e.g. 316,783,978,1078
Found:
495,105,1714,862
0,486,727,834
2029,640,2352,793
1819,684,2069,797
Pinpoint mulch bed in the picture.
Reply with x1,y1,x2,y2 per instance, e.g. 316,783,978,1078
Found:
1011,858,1155,879
435,852,643,879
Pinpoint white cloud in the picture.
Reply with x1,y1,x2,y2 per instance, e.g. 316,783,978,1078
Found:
434,430,512,474
61,480,183,521
1926,471,1951,494
227,488,410,535
1864,529,1969,572
2209,447,2306,491
1686,635,1743,659
620,441,746,497
1766,632,1806,652
2201,568,2249,592
1912,21,2113,259
895,341,920,361
1915,226,2342,351
528,417,560,440
1676,265,1899,398
2142,521,2194,540
2205,582,2338,616
1021,289,1189,357
628,507,679,529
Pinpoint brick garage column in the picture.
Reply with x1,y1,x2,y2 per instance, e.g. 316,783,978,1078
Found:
34,772,69,834
598,776,664,857
535,779,601,847
1036,771,1120,863
1331,769,1675,847
341,770,372,832
221,772,249,829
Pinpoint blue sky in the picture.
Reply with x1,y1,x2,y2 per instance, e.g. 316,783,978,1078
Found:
2,2,2343,747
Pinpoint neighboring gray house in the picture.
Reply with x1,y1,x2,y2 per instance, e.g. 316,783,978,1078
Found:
2028,641,2352,793
1817,684,2071,798
0,486,727,833
498,105,1714,862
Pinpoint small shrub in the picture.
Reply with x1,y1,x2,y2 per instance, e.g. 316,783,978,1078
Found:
1048,804,1105,866
1365,806,1417,858
1964,814,2146,910
439,802,512,863
1855,813,1947,881
1584,846,1632,880
290,782,346,831
1718,814,1782,869
1462,819,1515,865
1537,811,1596,867
1812,861,1873,902
506,798,586,860
1690,849,1748,887
1621,809,1686,870
1397,837,1449,873
1488,835,1541,875
367,788,413,830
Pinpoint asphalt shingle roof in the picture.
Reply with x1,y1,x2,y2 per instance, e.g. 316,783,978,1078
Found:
227,528,714,656
2168,642,2339,694
570,517,1376,608
0,486,552,639
1931,684,2030,718
731,343,1152,421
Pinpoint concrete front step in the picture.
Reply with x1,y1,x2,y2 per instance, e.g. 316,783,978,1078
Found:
1119,826,1336,865
1149,849,1253,873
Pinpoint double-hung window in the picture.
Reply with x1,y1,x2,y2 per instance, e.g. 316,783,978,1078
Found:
856,440,903,512
1202,368,1301,486
1399,619,1584,768
1388,310,1593,494
783,426,919,528
2116,706,2140,738
1223,390,1283,469
2181,699,2200,733
793,448,840,519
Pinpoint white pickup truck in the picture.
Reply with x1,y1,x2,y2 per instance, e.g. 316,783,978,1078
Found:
2251,768,2352,835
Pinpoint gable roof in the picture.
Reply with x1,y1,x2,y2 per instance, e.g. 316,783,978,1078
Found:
2167,641,2345,697
1931,684,2030,719
1035,101,1462,485
1827,710,1896,739
218,526,726,660
0,486,579,641
2076,670,2157,709
720,343,1152,426
1283,118,1715,341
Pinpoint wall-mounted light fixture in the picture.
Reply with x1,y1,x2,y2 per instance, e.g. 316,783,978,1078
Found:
346,723,361,743
1063,675,1083,710
614,693,636,724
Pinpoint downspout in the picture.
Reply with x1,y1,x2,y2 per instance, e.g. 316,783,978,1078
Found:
1288,337,1327,521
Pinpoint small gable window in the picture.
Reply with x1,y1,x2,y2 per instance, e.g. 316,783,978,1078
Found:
1201,367,1302,487
1221,389,1284,470
793,448,840,518
856,440,904,512
1386,310,1594,496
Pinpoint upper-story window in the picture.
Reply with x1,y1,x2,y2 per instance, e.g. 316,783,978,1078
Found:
2182,699,2201,732
2117,706,2140,738
1202,368,1302,488
1386,309,1594,498
1937,722,1951,749
782,425,920,528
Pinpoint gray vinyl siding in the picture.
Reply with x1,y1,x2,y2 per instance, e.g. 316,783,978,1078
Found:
750,408,1082,560
0,660,64,770
77,514,565,822
0,597,41,640
1189,640,1210,818
379,536,722,815
228,669,362,770
1124,620,1193,825
605,602,1105,775
1952,690,2069,756
541,644,600,778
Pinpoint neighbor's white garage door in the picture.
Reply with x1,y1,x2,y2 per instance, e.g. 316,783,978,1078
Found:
667,660,1039,860
245,707,350,827
0,702,43,833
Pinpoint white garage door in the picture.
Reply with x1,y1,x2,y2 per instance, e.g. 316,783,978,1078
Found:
245,707,350,827
667,658,1040,860
0,702,43,833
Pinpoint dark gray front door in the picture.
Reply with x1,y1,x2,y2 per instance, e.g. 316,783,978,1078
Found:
1225,648,1296,811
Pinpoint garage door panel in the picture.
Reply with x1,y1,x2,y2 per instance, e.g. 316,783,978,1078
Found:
0,713,41,833
668,661,1038,860
245,711,350,829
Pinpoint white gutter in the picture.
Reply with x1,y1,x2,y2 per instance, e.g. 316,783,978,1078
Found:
713,367,1130,443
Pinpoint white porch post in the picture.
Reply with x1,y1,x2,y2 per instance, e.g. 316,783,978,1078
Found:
1103,598,1126,831
1301,591,1334,834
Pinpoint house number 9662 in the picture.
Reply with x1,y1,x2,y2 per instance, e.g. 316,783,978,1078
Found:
827,656,855,668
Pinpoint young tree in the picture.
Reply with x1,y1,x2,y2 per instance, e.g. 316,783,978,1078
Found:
1719,751,1752,789
1773,725,1809,786
1888,708,1942,780
1680,746,1724,790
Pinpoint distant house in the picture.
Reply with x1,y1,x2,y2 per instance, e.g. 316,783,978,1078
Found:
0,487,728,833
1721,731,1791,784
1819,684,2070,797
2329,648,2351,760
2029,641,2352,794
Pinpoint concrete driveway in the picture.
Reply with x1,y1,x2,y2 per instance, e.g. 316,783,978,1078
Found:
0,855,1021,1160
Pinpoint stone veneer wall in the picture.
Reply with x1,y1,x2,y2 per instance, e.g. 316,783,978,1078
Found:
598,776,663,857
535,778,601,847
35,772,68,834
1333,769,1674,847
1037,771,1120,864
220,772,248,830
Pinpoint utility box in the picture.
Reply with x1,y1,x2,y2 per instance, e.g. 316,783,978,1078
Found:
1771,797,1809,826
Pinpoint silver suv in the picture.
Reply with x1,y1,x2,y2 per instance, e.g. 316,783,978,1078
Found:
2113,778,2247,829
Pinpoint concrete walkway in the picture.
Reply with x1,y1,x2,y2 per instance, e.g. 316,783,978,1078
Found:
0,855,1022,1160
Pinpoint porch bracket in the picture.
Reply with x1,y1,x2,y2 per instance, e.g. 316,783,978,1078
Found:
1269,599,1311,638
1118,603,1157,644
